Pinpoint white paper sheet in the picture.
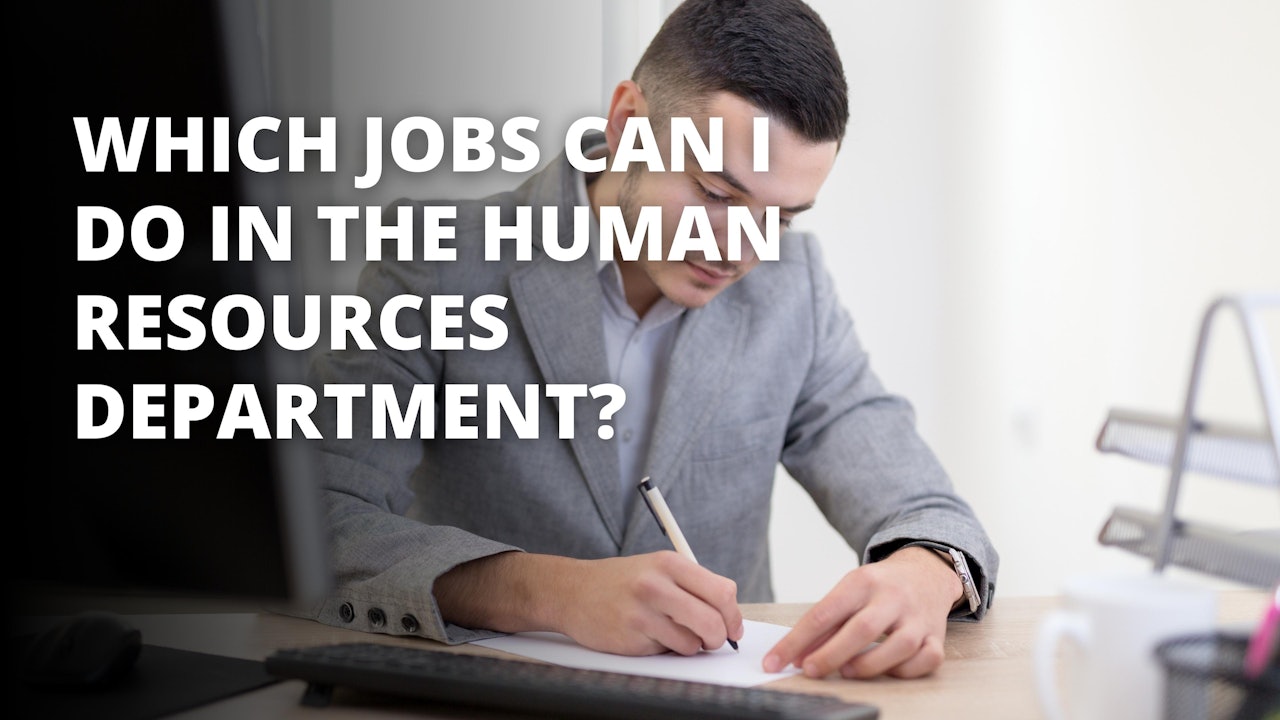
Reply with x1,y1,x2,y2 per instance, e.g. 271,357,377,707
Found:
471,619,801,687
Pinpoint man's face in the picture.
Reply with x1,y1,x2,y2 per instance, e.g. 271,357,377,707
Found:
616,92,838,311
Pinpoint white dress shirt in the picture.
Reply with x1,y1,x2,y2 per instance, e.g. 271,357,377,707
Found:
574,165,685,518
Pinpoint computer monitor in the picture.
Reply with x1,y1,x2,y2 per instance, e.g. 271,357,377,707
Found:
17,0,332,615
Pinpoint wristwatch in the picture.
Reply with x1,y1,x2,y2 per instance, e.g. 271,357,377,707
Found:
906,542,981,616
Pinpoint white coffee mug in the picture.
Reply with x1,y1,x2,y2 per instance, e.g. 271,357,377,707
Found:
1035,571,1218,720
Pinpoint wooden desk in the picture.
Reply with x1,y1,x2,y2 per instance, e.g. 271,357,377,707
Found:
90,591,1271,719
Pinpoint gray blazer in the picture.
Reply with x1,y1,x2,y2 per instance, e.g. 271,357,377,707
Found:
300,139,999,644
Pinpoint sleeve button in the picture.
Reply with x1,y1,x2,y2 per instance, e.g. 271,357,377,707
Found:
338,602,355,623
367,607,387,628
400,614,419,633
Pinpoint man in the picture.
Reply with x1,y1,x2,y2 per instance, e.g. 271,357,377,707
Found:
306,0,998,680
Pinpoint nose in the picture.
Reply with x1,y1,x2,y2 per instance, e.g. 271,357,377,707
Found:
709,205,767,264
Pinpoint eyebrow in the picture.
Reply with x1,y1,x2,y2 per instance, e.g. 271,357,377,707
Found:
701,163,816,215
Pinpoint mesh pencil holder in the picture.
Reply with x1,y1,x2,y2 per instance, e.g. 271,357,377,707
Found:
1156,631,1279,720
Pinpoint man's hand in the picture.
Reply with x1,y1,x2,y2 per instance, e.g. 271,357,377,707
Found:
762,546,962,679
436,550,743,657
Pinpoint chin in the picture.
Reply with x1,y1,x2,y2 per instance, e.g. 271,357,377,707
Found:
649,264,739,309
661,283,723,309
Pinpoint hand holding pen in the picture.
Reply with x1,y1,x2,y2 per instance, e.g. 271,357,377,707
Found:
639,477,741,651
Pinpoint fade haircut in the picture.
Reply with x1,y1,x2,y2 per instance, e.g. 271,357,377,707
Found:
632,0,849,145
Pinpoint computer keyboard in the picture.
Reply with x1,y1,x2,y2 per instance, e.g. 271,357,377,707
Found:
265,642,879,719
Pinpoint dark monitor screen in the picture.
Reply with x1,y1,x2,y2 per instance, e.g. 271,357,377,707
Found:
17,0,332,613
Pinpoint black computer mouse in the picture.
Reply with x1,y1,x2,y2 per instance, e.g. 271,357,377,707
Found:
20,611,142,690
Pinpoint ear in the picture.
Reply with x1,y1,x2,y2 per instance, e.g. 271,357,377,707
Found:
604,80,647,156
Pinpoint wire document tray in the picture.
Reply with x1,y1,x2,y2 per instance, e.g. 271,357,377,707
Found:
1097,409,1279,487
1097,507,1280,587
1095,293,1280,588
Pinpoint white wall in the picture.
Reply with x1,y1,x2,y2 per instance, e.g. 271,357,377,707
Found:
952,0,1279,598
974,0,1279,596
273,1,1279,603
775,0,1280,601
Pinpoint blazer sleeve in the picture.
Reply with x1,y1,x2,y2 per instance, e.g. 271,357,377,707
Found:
288,199,523,644
778,234,999,619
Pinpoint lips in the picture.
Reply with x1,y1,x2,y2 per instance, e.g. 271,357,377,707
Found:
685,261,737,283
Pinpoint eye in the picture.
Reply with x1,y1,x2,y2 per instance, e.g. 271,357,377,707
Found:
695,181,731,203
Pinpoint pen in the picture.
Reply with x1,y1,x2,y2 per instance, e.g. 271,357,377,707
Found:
1243,583,1279,680
637,477,739,651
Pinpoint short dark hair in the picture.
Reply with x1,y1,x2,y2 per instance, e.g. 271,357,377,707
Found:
632,0,849,145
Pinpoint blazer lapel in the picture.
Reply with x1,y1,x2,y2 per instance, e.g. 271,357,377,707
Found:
508,248,626,549
619,294,749,551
